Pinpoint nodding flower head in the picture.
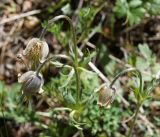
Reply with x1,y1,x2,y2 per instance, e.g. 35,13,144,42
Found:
97,84,116,107
23,38,49,63
18,71,44,95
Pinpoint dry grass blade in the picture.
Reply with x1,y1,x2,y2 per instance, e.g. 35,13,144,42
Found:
0,10,41,26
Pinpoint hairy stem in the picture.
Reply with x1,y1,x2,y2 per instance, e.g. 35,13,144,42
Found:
109,68,143,136
40,15,81,102
36,54,71,75
79,130,84,137
110,68,143,99
127,103,141,137
0,92,9,137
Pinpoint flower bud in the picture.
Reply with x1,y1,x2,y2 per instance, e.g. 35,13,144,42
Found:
97,84,116,107
18,71,44,95
23,38,49,63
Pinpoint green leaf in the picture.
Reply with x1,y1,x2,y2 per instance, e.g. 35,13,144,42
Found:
61,4,72,15
113,0,128,18
129,0,142,8
47,23,71,47
127,7,145,25
51,61,72,69
59,68,74,88
132,87,139,100
79,50,96,67
104,60,116,75
80,68,100,92
136,57,150,71
138,43,152,59
63,91,76,107
144,0,160,15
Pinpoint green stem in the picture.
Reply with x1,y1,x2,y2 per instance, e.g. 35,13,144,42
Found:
127,103,141,137
79,130,84,137
40,15,78,63
109,68,143,137
110,68,143,98
36,54,71,75
74,65,81,102
40,15,81,102
0,92,9,137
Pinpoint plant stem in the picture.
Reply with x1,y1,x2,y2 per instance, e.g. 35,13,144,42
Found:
127,103,141,137
110,68,143,96
109,68,143,137
40,15,81,102
0,92,9,137
79,130,84,137
36,54,71,75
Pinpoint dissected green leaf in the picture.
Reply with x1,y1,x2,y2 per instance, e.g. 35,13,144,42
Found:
138,43,152,59
136,57,149,70
113,0,159,25
60,68,74,88
113,0,128,18
129,0,142,8
61,3,72,15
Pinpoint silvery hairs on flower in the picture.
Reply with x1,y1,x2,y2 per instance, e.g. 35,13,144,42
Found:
22,38,49,69
18,71,44,96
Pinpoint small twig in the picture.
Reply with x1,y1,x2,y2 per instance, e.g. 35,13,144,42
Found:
0,10,41,25
147,36,160,41
86,42,96,49
72,131,80,137
109,54,131,68
139,117,153,135
122,113,135,124
139,115,160,135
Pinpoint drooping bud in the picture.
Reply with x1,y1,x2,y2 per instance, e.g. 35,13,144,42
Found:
97,84,116,107
18,71,44,95
23,38,49,64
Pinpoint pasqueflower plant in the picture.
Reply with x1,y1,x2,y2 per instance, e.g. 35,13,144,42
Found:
17,15,160,137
